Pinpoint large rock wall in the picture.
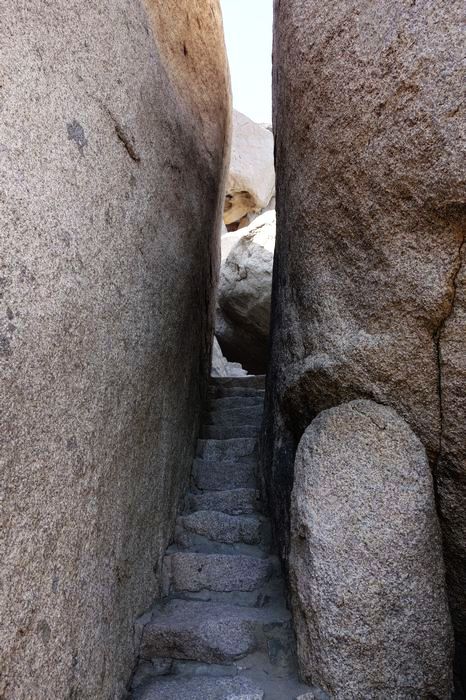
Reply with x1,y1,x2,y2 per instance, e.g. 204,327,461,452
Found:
0,2,230,698
264,0,465,689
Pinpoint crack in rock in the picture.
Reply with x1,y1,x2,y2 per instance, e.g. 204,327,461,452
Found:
434,230,466,468
113,121,141,163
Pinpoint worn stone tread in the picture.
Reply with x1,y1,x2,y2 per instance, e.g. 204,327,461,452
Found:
192,457,256,490
209,376,266,389
164,552,274,593
209,387,266,399
206,406,263,425
187,489,260,515
177,511,263,545
133,673,264,700
197,437,257,460
140,598,290,666
209,396,264,410
200,424,260,440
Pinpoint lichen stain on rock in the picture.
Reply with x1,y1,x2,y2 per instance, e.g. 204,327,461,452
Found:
66,119,88,154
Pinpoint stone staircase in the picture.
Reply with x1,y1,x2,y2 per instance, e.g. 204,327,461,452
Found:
129,375,314,700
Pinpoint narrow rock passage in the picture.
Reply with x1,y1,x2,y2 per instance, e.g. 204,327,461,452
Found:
130,375,312,700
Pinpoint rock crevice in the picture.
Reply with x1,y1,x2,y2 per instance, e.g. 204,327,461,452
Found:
435,229,466,458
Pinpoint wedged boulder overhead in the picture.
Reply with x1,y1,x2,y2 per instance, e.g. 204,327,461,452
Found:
217,211,275,374
0,1,230,698
265,0,466,687
290,400,453,698
224,110,275,227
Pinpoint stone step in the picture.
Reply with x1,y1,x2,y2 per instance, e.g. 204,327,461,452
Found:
187,489,260,516
205,406,263,425
133,670,265,700
177,511,264,546
209,396,264,410
172,535,269,558
196,437,257,461
163,552,274,593
130,374,314,700
139,598,290,666
200,424,260,440
209,375,266,389
171,573,287,608
209,387,265,399
192,458,256,491
132,658,316,700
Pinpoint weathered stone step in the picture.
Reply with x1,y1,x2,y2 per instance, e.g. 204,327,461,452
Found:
192,458,256,491
206,406,263,426
172,536,268,558
196,437,257,461
133,658,317,700
200,424,260,440
209,387,265,399
209,396,264,410
172,572,287,608
133,670,264,700
139,598,290,666
177,511,264,546
187,488,260,516
163,552,274,593
210,375,266,389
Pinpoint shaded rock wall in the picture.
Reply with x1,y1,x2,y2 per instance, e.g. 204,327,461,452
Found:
0,1,230,698
263,0,465,688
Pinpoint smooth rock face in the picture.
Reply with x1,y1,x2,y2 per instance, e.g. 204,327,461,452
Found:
217,211,275,373
290,401,453,698
165,552,273,592
0,2,230,698
224,111,275,226
266,0,466,682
